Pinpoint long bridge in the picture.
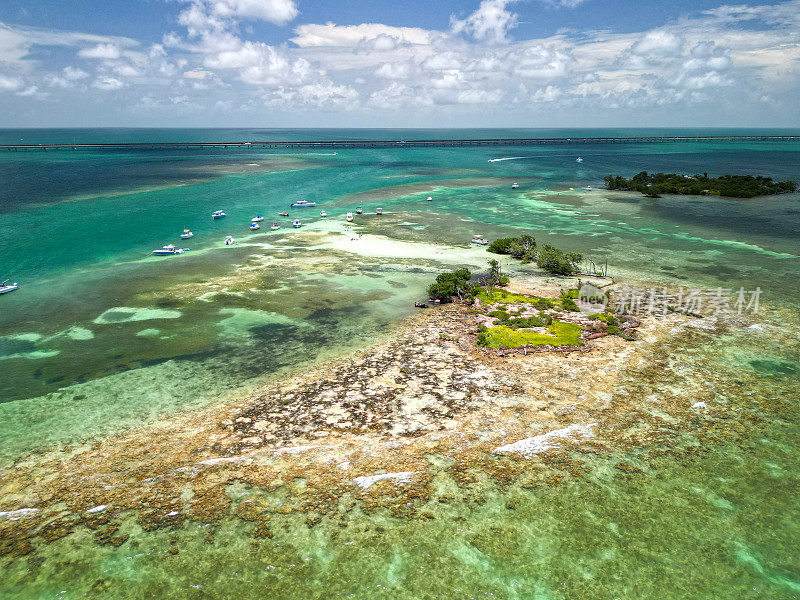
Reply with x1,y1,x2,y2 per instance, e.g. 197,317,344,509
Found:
1,135,799,151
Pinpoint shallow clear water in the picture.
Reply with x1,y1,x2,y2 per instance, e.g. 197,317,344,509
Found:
0,129,799,598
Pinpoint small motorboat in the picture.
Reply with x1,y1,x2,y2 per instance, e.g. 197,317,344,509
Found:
279,211,289,216
180,229,194,239
251,215,264,223
250,222,260,230
212,210,226,219
356,207,363,215
426,196,433,202
270,222,280,230
376,207,383,215
153,244,185,256
471,234,489,246
511,183,519,189
292,219,302,228
346,212,354,222
0,280,19,295
320,210,327,217
576,157,583,163
291,200,317,208
585,185,592,191
224,235,235,245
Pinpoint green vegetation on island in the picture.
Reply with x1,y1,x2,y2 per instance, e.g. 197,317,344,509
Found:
604,171,797,198
476,321,583,349
424,264,635,351
487,234,583,276
426,268,474,303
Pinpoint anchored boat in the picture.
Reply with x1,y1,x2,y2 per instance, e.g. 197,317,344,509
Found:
320,210,327,217
270,222,280,230
346,212,354,222
290,200,316,208
576,156,583,163
511,182,519,189
376,207,383,215
224,235,235,245
471,234,490,246
292,219,302,228
356,207,363,214
251,215,264,223
180,229,194,239
212,210,226,219
249,222,260,230
0,280,19,295
279,211,289,216
153,244,185,256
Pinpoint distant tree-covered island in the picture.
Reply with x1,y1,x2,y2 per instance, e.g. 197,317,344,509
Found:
603,171,797,198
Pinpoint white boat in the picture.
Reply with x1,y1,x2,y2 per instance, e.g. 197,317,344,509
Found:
585,185,592,191
153,244,185,256
290,200,317,208
376,207,383,215
270,222,280,230
511,183,519,189
224,235,235,245
346,212,354,222
0,280,19,295
320,210,327,217
576,157,583,163
426,196,433,202
251,215,264,222
292,219,302,228
356,207,363,214
212,210,226,219
471,234,489,246
279,211,289,216
249,222,260,230
180,229,194,239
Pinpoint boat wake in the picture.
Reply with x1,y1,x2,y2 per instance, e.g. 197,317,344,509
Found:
488,156,526,162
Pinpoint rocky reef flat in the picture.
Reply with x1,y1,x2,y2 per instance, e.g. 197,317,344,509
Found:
0,275,778,562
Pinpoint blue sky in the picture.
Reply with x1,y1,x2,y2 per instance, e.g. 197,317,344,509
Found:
1,0,799,127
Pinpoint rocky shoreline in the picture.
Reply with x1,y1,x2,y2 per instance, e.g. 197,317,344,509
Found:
0,280,775,560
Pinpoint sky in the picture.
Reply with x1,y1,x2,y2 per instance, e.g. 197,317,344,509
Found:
1,0,799,128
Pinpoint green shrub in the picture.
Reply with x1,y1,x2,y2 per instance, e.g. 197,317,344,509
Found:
487,238,518,255
597,313,619,326
427,268,473,302
532,297,555,310
559,291,580,312
488,235,536,258
488,309,510,321
537,244,582,276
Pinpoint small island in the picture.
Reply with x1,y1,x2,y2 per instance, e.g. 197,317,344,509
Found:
603,171,797,198
424,264,636,353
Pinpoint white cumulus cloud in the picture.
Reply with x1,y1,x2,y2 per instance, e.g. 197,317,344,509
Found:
92,76,124,90
451,0,519,44
291,23,432,47
78,43,121,59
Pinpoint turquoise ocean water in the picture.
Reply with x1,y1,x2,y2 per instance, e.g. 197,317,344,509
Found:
1,129,799,598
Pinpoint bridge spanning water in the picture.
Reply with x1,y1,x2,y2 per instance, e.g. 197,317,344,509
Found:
1,135,799,151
